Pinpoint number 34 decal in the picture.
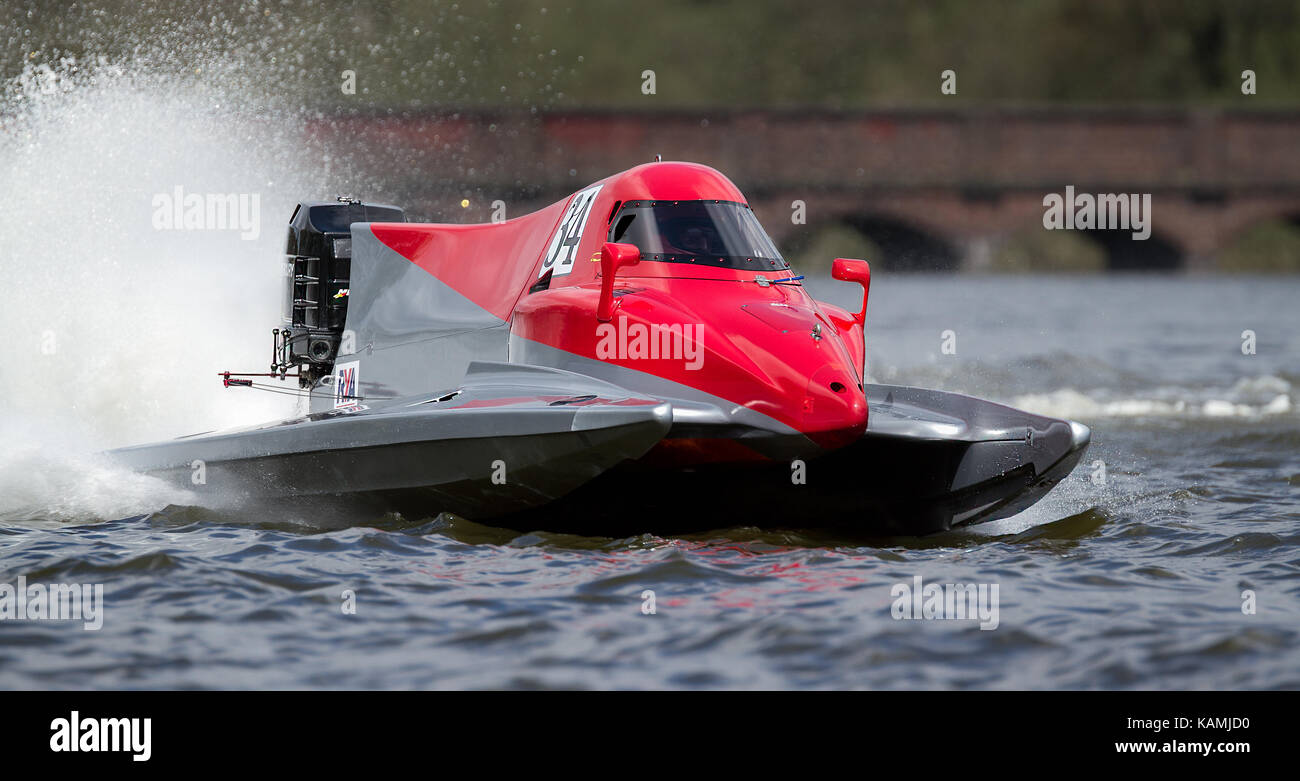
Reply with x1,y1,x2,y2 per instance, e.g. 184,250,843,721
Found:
539,184,603,279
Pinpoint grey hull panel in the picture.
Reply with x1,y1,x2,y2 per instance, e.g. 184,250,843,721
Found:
319,225,511,414
108,362,673,518
501,383,1091,537
862,383,1091,524
111,364,1088,534
122,424,671,519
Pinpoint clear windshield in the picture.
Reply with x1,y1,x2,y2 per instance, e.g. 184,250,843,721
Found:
607,200,789,271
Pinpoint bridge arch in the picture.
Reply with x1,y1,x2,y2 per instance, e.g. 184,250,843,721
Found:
839,214,961,272
778,219,880,274
778,214,960,273
1077,228,1184,271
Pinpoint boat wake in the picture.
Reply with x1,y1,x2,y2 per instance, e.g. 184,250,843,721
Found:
0,440,194,526
1011,375,1293,421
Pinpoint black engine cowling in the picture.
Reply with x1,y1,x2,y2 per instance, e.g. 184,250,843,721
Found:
280,197,404,386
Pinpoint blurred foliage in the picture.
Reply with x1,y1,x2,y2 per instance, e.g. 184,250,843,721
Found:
784,223,883,274
1218,219,1300,271
4,1,1297,272
3,0,1299,110
991,227,1108,272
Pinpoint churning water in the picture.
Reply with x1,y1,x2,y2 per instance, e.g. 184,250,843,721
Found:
1,61,1298,689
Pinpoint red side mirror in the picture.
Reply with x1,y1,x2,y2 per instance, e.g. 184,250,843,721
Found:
831,258,871,322
597,242,641,322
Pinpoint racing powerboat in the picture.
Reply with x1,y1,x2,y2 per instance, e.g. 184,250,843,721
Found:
110,161,1090,535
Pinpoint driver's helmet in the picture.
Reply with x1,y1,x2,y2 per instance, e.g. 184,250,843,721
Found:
662,218,721,255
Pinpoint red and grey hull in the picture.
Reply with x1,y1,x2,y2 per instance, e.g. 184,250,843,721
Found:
109,161,1092,536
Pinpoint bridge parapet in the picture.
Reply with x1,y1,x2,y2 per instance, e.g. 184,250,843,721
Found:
304,108,1300,269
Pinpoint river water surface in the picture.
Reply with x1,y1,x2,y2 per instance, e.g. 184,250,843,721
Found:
1,270,1296,689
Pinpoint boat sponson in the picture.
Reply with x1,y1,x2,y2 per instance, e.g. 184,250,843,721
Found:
107,362,673,517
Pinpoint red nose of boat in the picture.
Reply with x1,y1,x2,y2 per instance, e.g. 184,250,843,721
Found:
645,280,870,454
800,364,868,450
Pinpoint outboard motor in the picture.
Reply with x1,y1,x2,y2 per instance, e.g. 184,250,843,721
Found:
278,197,404,387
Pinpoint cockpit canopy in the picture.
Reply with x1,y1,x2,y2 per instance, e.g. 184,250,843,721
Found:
608,200,789,271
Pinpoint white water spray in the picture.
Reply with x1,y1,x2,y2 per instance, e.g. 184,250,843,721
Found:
0,58,346,521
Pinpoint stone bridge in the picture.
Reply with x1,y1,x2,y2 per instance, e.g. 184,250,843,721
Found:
306,107,1300,270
